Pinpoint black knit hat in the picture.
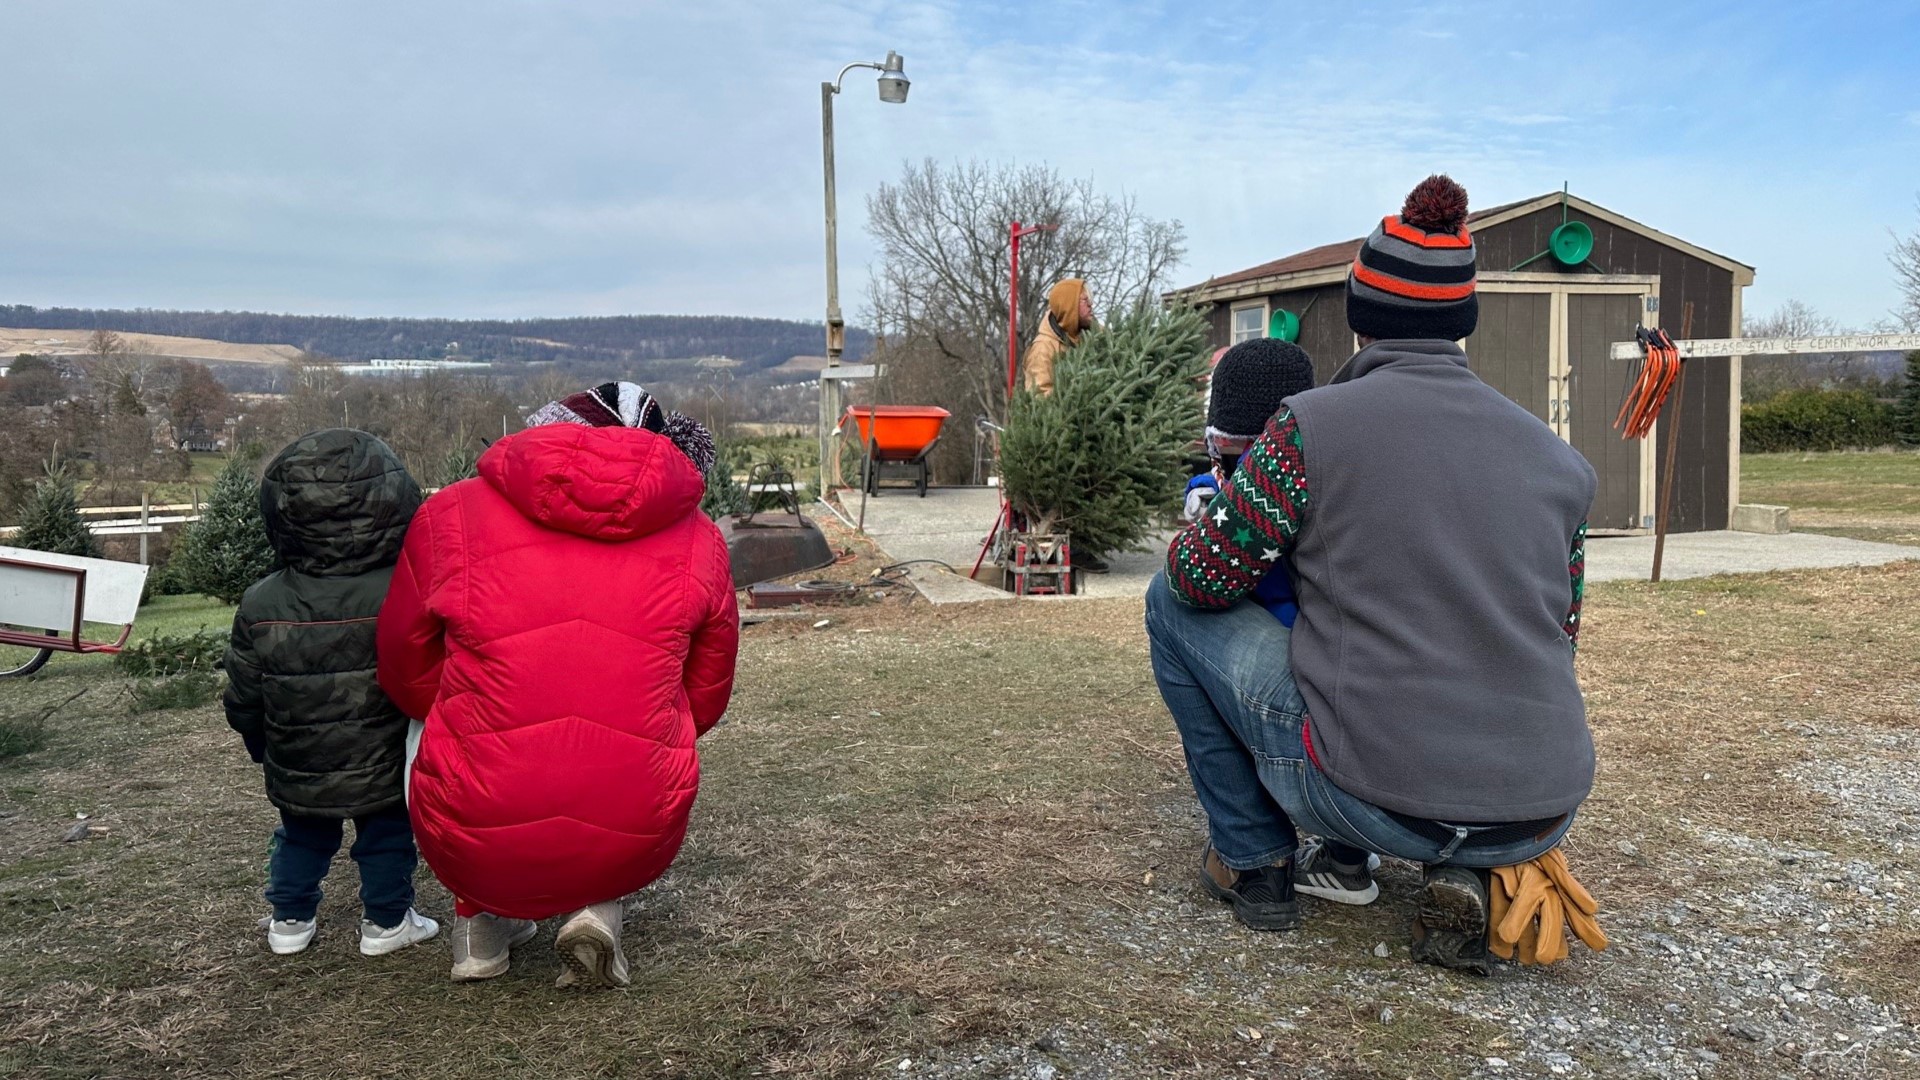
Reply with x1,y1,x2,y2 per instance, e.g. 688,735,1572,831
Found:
1208,338,1317,439
1346,175,1479,342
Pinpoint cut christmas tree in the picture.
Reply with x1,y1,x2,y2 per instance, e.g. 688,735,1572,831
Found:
1000,304,1209,564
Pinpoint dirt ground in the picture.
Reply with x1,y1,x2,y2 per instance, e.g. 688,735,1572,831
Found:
2,563,1917,1079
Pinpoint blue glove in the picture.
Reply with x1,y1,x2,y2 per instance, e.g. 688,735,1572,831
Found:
241,731,265,764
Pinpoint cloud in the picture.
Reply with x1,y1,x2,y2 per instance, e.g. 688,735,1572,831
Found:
0,0,1914,332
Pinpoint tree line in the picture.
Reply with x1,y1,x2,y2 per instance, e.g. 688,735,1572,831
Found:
0,306,872,370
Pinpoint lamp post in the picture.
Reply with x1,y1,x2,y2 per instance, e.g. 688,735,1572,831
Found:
818,50,909,493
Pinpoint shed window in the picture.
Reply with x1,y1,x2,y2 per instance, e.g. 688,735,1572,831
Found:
1231,303,1266,344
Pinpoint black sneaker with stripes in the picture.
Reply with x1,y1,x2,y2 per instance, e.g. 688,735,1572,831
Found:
1293,838,1381,905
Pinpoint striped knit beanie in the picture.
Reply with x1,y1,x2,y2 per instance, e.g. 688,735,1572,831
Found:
1345,175,1478,342
525,380,717,474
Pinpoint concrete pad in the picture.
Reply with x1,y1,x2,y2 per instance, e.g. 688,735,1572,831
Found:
849,488,1920,603
1586,530,1918,583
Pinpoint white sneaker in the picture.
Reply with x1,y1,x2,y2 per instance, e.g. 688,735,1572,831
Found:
359,908,440,956
449,913,539,982
266,917,317,955
554,901,630,989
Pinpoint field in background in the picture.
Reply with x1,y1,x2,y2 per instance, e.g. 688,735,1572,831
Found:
1742,449,1920,545
0,327,299,366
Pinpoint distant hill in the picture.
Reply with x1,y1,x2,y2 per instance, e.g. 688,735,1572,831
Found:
0,305,873,371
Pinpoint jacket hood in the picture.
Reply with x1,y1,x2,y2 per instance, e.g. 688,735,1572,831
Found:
479,423,705,541
1327,339,1471,386
1047,278,1087,341
259,428,422,577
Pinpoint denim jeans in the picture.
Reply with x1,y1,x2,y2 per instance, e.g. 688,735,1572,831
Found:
266,805,418,927
1144,573,1573,872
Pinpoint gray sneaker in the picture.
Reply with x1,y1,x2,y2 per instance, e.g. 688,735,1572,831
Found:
554,901,630,989
449,913,539,982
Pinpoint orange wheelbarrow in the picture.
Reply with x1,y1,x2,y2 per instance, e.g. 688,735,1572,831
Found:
844,405,950,498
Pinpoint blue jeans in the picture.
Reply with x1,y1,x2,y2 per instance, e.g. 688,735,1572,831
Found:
1145,573,1572,872
265,805,418,927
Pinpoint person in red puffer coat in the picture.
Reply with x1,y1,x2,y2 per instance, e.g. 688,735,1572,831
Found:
377,382,739,990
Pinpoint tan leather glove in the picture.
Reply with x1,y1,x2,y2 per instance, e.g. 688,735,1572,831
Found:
1488,847,1607,965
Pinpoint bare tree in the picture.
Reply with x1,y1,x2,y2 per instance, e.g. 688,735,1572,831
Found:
863,159,1186,479
1892,195,1920,332
1739,299,1886,401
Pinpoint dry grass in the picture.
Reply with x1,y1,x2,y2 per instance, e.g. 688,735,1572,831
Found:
2,563,1917,1078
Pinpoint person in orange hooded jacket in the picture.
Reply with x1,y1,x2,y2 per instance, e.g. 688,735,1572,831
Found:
1021,278,1095,397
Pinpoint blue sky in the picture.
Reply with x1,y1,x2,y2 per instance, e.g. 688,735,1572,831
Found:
2,0,1916,329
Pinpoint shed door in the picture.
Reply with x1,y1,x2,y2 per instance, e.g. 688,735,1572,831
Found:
1465,292,1552,421
1566,292,1650,531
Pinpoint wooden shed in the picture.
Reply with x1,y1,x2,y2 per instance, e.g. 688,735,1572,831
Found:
1167,192,1755,533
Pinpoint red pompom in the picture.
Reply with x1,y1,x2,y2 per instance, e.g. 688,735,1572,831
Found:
1401,175,1469,233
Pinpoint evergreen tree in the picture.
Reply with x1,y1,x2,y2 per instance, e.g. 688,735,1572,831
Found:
12,465,103,558
700,450,749,519
1000,304,1209,558
1897,351,1920,448
171,454,278,604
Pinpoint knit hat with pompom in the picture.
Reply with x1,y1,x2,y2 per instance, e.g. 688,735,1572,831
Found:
1345,175,1479,342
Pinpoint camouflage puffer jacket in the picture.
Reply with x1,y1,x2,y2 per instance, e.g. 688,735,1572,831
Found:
222,428,422,817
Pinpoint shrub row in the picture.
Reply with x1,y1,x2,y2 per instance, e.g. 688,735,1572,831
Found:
1741,389,1897,453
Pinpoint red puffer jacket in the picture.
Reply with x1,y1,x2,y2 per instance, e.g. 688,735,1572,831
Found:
377,423,739,920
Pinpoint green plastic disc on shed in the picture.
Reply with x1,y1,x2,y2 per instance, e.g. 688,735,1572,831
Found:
1267,309,1300,342
1550,221,1594,266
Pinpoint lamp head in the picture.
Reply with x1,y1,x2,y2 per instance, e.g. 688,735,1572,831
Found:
877,51,909,103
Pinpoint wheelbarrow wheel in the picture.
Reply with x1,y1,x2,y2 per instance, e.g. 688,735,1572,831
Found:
0,631,57,678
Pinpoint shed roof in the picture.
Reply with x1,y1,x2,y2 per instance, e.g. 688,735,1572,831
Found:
1170,192,1754,304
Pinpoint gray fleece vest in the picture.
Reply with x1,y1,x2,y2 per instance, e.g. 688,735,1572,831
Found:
1282,340,1598,821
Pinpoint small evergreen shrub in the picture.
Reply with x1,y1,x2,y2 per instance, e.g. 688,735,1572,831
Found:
171,454,278,603
114,630,228,678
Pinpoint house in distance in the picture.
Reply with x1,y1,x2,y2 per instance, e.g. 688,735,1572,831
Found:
1168,191,1755,534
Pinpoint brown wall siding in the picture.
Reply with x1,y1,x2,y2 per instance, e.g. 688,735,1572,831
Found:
1477,207,1735,531
1201,284,1353,386
1205,301,1231,347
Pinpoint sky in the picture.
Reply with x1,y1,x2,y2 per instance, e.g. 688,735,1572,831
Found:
3,0,1917,330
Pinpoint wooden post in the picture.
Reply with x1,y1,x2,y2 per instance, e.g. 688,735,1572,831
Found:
1650,303,1694,584
138,492,150,566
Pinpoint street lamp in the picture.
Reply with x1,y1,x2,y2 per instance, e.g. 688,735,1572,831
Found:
818,51,909,492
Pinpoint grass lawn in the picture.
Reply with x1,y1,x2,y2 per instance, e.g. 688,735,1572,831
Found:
1742,449,1920,545
3,569,1918,1077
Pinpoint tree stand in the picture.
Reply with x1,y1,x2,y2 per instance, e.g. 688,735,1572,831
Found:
999,531,1075,596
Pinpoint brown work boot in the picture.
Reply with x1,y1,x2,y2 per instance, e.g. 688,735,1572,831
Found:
1199,843,1300,930
1410,865,1493,976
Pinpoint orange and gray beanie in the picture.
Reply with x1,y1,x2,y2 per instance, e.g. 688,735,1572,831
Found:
1345,175,1478,342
